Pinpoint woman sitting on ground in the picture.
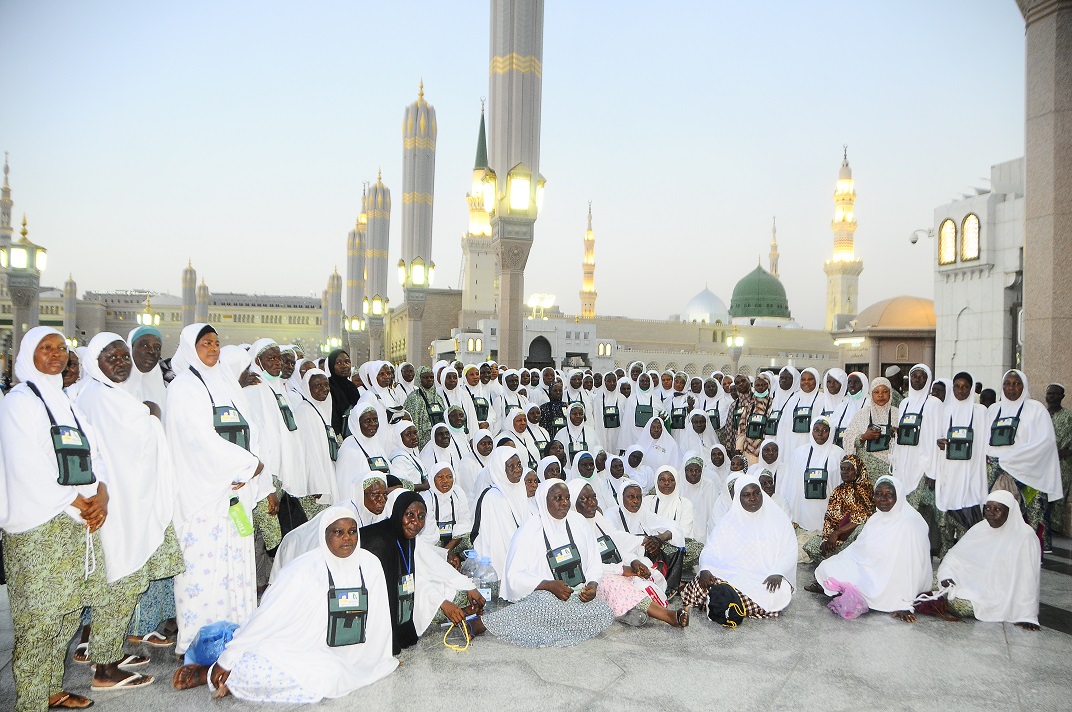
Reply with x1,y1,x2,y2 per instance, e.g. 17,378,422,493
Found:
418,462,473,561
172,507,397,703
802,454,875,566
814,476,932,622
644,465,703,570
680,476,797,622
933,489,1041,630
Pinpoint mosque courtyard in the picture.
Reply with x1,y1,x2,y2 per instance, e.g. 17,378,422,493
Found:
2,535,1069,712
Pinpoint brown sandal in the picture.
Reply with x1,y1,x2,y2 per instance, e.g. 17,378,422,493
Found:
49,692,94,708
673,607,690,628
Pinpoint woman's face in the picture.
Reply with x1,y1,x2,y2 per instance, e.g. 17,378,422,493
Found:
575,484,598,518
506,374,520,391
447,407,466,429
549,382,563,401
477,436,494,457
377,365,393,388
638,374,651,391
98,341,132,384
799,371,816,393
444,371,458,390
661,373,674,390
684,463,702,484
1002,373,1024,402
359,410,379,438
400,501,427,539
690,378,703,394
363,480,388,515
847,374,863,395
983,500,1010,528
711,448,725,467
520,371,530,386
593,373,602,388
434,467,454,494
310,374,329,402
610,459,625,478
953,377,973,402
730,456,747,472
657,470,676,495
420,370,435,389
704,380,719,397
740,484,763,513
524,471,539,497
762,442,778,464
195,331,220,367
132,334,162,374
826,375,842,395
604,373,617,391
630,364,643,381
649,419,663,439
619,382,632,398
544,461,563,480
691,415,707,434
300,360,315,379
332,352,351,378
570,373,583,389
569,408,584,426
434,427,451,448
595,450,607,470
910,367,928,392
465,368,480,387
512,412,528,433
258,346,282,377
931,381,946,402
325,518,359,558
840,459,858,484
527,407,541,424
401,426,419,449
577,456,595,477
547,440,566,462
546,483,571,520
400,363,414,383
36,334,70,377
779,370,794,390
673,375,687,391
812,422,831,446
628,450,643,468
623,485,643,513
754,375,770,394
734,375,750,395
874,482,897,512
759,474,775,497
872,385,891,407
505,455,524,483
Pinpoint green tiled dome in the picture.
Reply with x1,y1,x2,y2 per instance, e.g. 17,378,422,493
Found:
729,266,791,319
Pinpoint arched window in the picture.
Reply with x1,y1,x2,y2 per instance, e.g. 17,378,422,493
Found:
961,214,980,261
938,219,956,265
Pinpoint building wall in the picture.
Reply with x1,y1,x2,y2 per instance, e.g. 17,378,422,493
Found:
387,289,462,364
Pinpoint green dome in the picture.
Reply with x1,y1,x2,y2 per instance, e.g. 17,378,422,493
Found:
729,265,791,319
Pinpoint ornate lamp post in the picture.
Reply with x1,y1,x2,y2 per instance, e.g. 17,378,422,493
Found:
2,215,46,368
726,325,745,375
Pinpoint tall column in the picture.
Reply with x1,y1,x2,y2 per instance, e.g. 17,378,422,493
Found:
181,261,196,326
579,202,596,319
63,274,77,339
1019,0,1072,388
195,279,209,323
365,171,391,303
347,199,367,360
368,316,385,362
492,217,533,365
401,83,436,266
404,287,427,367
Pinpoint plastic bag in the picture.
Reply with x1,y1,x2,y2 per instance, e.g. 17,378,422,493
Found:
822,577,869,620
183,620,240,666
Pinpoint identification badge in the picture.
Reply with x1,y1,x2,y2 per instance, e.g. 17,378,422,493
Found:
217,407,240,423
553,546,573,564
58,426,83,446
367,456,389,473
336,590,366,609
764,409,781,436
400,573,415,595
746,413,766,440
793,405,812,433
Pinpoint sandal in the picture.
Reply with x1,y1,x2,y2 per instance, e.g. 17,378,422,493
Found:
804,582,825,594
90,671,154,691
49,692,94,709
73,643,90,664
91,654,150,670
139,630,175,647
673,608,690,628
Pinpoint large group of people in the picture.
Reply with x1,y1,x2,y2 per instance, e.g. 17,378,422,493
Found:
0,326,1065,710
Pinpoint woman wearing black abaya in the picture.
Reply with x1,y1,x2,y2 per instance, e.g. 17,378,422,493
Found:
327,349,361,437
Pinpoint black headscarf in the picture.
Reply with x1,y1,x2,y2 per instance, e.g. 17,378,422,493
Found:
359,490,426,654
327,349,361,436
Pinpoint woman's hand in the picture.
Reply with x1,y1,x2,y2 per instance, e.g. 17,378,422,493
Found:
819,537,836,556
763,574,783,592
937,438,948,451
642,536,661,555
538,579,573,601
81,484,109,532
860,426,879,442
209,665,231,698
267,492,279,516
440,600,466,625
630,560,651,579
578,582,598,603
466,588,486,611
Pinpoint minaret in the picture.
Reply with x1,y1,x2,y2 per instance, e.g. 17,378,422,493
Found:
195,278,210,323
327,268,343,338
769,217,780,279
346,191,367,324
63,274,77,338
401,82,436,267
579,202,596,319
823,147,864,331
461,101,497,325
321,288,331,345
1,153,13,248
365,169,391,301
181,261,197,326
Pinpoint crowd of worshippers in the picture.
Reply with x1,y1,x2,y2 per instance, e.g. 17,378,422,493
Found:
0,322,1066,710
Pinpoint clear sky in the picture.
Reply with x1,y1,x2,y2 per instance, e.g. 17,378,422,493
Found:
0,0,1026,329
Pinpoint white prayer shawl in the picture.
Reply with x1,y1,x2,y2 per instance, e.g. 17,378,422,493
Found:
419,462,473,546
782,369,823,454
564,369,593,415
841,377,896,467
591,377,625,457
622,382,660,451
679,451,719,541
76,332,176,582
613,479,684,546
749,437,785,489
219,345,278,506
694,378,733,436
554,402,601,455
816,476,933,612
497,370,530,425
821,369,854,448
783,420,846,531
246,338,306,496
220,507,398,699
121,326,168,416
395,363,416,399
700,475,797,612
707,471,742,532
843,371,870,422
889,364,944,493
623,444,656,494
677,408,717,464
566,450,616,514
457,429,494,502
387,421,427,488
985,369,1064,499
0,327,108,534
292,369,341,504
164,324,261,528
335,406,389,502
936,490,1040,624
635,416,680,472
471,449,531,581
703,444,731,491
933,386,989,511
507,414,544,471
420,423,467,473
643,466,696,539
501,480,604,601
410,533,476,635
460,365,499,434
566,479,658,587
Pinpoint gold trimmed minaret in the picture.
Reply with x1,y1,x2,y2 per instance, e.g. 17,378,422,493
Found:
769,216,780,279
823,146,864,330
580,202,596,319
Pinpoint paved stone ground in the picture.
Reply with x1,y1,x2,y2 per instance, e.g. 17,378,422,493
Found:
2,537,1071,712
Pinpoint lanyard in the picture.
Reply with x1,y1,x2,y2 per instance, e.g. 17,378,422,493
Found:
434,492,456,524
397,539,413,576
189,366,239,411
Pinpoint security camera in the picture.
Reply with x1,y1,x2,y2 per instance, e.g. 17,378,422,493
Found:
909,233,918,245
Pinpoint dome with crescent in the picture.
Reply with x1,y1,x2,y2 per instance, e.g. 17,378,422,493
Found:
729,265,792,321
683,287,730,324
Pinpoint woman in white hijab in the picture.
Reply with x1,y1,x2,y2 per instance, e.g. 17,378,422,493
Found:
77,332,184,641
419,462,473,556
644,465,702,570
623,444,656,494
1,327,158,703
291,368,342,508
497,369,529,425
841,377,897,486
172,507,397,702
635,416,680,473
748,438,784,491
554,401,601,460
621,372,660,451
567,450,615,513
614,479,684,557
565,480,687,627
677,409,718,465
482,480,613,647
783,417,846,535
506,405,543,471
356,361,403,451
470,448,531,581
934,490,1041,629
681,475,797,620
932,371,989,556
335,405,390,504
395,362,416,399
123,325,168,416
387,420,428,491
680,452,719,542
766,366,799,452
694,377,732,437
458,428,496,501
820,369,854,450
592,371,625,457
781,367,821,455
890,364,943,511
815,476,932,621
459,364,497,434
704,444,731,490
420,422,467,475
708,470,743,532
985,368,1064,548
843,371,869,420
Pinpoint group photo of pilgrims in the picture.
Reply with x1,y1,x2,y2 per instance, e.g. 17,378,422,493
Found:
0,324,1066,710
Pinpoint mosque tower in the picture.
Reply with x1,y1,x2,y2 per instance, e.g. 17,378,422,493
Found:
346,189,368,325
769,217,780,279
63,274,77,338
195,278,210,323
2,154,14,290
461,101,497,326
321,288,330,345
579,202,596,319
327,268,343,338
181,261,196,326
365,170,391,301
823,147,864,331
401,82,436,268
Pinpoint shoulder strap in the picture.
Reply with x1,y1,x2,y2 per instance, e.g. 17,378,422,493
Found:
469,487,493,543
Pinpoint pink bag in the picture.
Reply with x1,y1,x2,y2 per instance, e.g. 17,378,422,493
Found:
822,578,869,620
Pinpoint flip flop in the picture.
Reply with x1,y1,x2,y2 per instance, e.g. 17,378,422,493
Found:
49,692,94,709
674,608,690,628
91,654,150,670
73,643,90,664
91,672,155,691
139,630,175,647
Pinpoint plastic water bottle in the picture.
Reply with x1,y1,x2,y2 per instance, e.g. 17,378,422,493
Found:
461,550,481,585
228,496,253,537
478,556,500,609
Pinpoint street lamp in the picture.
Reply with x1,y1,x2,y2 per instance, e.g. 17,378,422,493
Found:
137,295,161,327
726,326,745,375
3,215,47,367
346,315,366,333
397,256,436,288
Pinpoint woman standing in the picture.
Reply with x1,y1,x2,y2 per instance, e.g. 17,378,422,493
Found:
783,417,845,537
592,371,625,457
335,406,390,504
291,368,342,508
933,371,989,556
802,454,875,565
326,349,360,438
166,324,264,656
554,402,601,460
402,366,446,449
841,377,896,486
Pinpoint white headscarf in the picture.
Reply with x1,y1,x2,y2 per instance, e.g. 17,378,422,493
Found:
699,475,797,613
290,367,340,505
419,462,473,546
841,377,896,465
815,476,933,612
704,444,730,488
985,369,1063,498
771,366,800,413
783,416,845,531
679,451,718,541
298,367,334,423
121,326,168,414
613,479,683,545
634,416,680,472
890,364,943,493
644,465,695,538
936,490,1040,624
